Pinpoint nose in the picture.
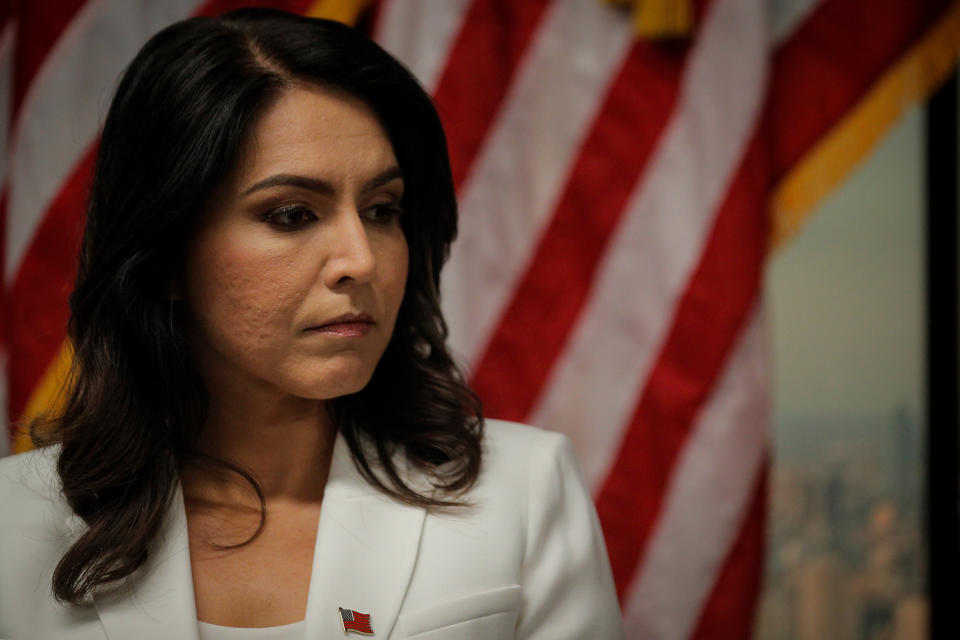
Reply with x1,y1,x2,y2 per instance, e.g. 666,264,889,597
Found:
322,208,377,289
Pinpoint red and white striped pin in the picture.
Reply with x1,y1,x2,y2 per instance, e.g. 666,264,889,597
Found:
339,607,373,635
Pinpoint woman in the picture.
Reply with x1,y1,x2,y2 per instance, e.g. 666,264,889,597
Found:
0,9,623,639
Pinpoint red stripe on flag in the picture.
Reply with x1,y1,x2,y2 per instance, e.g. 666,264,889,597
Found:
0,2,15,30
361,0,385,36
770,0,951,181
7,145,94,420
469,36,692,421
431,0,552,189
0,190,7,377
595,129,768,597
689,460,768,640
11,0,88,123
1,191,7,445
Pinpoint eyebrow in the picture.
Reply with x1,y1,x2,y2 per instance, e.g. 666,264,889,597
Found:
241,166,404,197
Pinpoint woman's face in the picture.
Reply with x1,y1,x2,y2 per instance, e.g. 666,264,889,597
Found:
183,86,409,403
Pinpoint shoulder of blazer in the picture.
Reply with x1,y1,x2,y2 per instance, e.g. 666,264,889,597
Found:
433,417,581,542
477,418,575,494
0,445,74,556
481,418,569,464
0,445,64,515
0,446,82,639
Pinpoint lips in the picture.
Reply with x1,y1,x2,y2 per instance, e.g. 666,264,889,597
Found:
308,312,375,337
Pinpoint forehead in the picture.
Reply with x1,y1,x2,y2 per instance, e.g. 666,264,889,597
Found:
233,85,398,186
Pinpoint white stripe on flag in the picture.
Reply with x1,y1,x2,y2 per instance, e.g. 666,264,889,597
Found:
374,0,473,94
442,0,633,364
5,0,202,284
622,305,771,640
529,0,768,489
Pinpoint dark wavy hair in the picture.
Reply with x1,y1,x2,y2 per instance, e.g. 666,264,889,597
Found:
30,8,483,605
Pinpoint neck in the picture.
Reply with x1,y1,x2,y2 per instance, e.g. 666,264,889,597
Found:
185,392,337,506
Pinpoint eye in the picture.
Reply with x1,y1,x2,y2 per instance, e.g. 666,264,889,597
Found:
263,205,317,231
362,202,405,225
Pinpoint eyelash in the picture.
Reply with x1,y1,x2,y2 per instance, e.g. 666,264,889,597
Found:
263,204,316,230
363,202,405,224
262,202,405,231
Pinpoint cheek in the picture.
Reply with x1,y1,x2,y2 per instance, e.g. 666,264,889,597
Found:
186,235,303,352
383,235,410,312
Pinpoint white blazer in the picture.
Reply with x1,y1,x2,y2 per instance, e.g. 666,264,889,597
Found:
0,419,624,639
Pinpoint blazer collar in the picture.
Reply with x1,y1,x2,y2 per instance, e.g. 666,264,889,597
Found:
93,483,200,640
304,432,426,638
87,432,425,639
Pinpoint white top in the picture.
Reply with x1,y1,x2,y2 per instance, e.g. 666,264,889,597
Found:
197,620,304,640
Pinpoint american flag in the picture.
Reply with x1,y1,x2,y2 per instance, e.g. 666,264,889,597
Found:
2,0,958,638
339,606,374,635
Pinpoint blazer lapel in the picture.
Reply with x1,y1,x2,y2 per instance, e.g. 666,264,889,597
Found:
304,434,426,639
83,434,424,639
93,484,200,640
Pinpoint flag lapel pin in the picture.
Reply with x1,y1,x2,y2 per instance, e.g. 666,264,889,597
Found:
339,607,374,635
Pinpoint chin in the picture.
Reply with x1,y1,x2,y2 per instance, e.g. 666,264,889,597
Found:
290,363,378,400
